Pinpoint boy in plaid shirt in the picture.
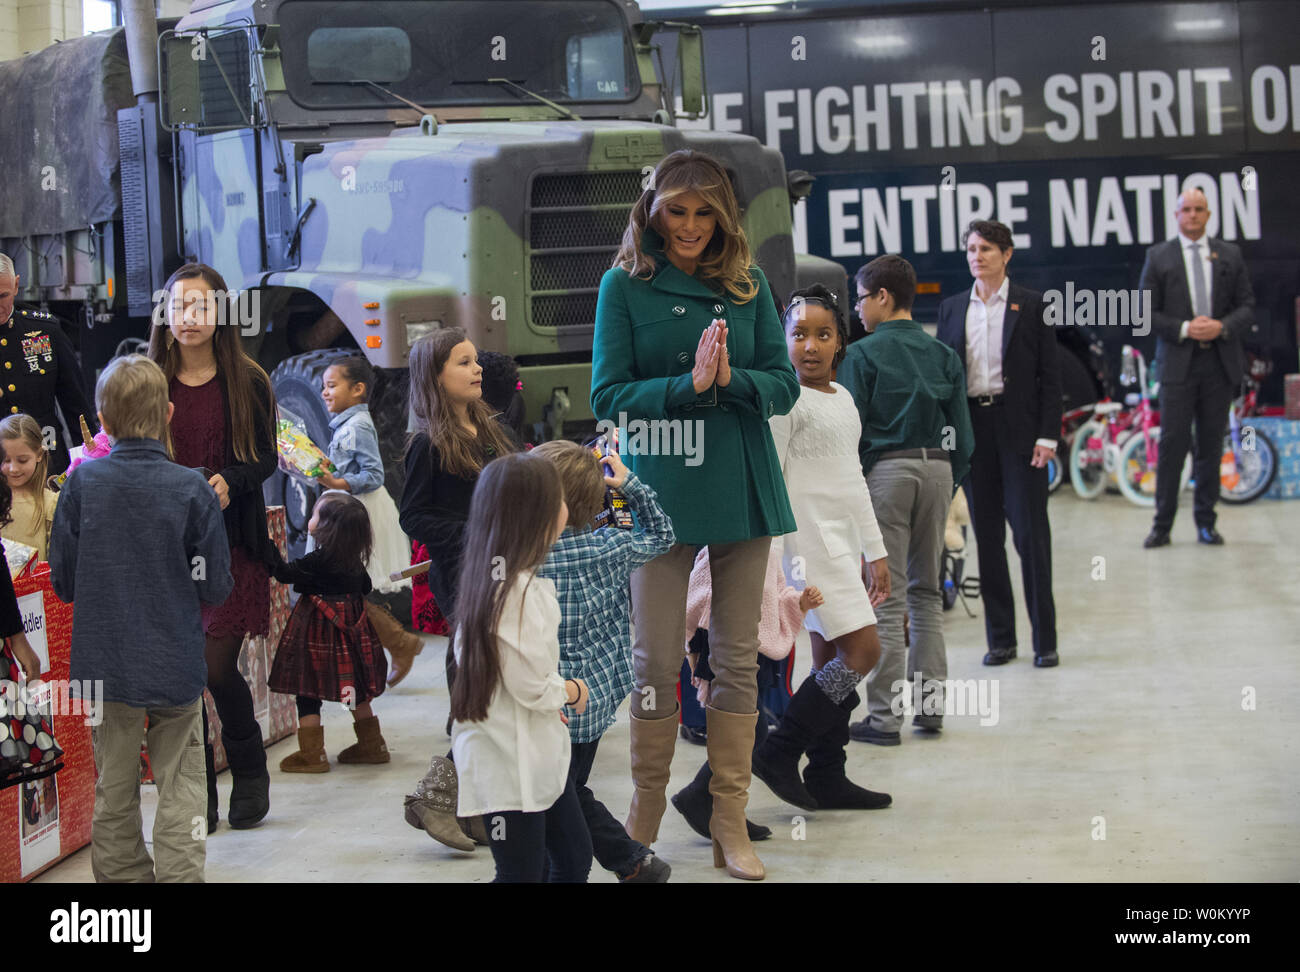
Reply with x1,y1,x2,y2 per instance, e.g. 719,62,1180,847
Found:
533,440,675,883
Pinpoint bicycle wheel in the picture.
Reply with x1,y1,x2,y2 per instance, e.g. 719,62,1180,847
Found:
1069,420,1108,499
1117,428,1191,506
1220,427,1278,503
1047,455,1063,494
1117,428,1160,506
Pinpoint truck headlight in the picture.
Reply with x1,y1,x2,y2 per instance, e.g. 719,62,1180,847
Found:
405,320,441,348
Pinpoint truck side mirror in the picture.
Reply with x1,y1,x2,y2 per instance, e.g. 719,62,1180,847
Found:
677,26,706,118
160,34,202,129
158,28,255,132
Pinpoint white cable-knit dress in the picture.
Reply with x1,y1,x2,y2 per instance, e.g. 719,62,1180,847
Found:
768,382,888,641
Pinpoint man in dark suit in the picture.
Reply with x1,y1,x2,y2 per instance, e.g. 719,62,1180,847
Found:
1139,188,1254,548
936,220,1062,668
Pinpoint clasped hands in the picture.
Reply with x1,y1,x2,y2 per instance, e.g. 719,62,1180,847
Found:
1187,316,1224,342
692,319,731,394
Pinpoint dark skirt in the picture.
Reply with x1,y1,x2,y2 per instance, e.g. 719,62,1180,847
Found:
268,594,386,705
203,544,271,638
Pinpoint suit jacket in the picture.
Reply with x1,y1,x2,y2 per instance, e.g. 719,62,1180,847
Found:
936,282,1062,458
1138,236,1253,385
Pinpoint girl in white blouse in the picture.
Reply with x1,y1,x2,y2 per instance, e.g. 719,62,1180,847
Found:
449,453,592,882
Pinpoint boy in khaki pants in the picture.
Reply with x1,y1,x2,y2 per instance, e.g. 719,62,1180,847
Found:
49,355,233,882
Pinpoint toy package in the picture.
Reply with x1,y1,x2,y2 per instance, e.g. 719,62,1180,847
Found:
48,416,112,492
586,433,633,530
276,406,335,485
4,541,37,581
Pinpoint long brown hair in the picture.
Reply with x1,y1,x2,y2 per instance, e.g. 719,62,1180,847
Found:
449,454,564,723
0,414,49,535
407,327,516,480
147,263,274,463
612,149,757,303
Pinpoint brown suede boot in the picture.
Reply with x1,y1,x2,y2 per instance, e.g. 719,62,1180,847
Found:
338,716,390,764
280,726,330,774
404,755,476,852
706,706,765,881
625,708,679,845
367,601,424,687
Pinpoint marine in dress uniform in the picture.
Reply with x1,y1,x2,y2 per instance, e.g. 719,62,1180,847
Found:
0,306,95,475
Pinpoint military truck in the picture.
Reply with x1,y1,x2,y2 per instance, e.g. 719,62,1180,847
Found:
0,0,841,556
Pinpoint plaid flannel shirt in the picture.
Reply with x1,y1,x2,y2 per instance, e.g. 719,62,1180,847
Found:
539,473,675,743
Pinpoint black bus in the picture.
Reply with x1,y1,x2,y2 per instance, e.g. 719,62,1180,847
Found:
660,0,1299,405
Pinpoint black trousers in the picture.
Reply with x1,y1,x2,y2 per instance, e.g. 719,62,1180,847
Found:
568,738,649,877
482,776,592,883
1154,350,1233,533
964,404,1057,657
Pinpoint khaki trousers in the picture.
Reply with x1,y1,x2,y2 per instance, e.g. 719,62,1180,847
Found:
91,698,207,883
629,537,770,719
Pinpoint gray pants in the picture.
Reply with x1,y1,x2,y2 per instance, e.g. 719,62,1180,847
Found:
629,537,770,718
863,458,953,732
91,698,207,883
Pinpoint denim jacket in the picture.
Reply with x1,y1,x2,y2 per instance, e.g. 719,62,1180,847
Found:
48,438,234,708
328,404,384,496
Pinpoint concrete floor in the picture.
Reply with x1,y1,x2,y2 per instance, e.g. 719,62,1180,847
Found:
36,490,1300,882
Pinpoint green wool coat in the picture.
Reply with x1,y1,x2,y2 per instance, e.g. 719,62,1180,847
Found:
591,228,798,545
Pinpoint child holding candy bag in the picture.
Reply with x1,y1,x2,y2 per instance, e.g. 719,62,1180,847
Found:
315,356,423,686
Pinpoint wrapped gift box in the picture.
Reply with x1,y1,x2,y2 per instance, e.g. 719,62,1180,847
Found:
0,565,93,882
1248,417,1300,499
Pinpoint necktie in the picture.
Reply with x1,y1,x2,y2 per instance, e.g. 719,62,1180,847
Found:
1190,242,1209,318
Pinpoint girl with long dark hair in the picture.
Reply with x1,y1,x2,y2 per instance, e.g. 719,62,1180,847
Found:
148,263,278,831
449,453,591,883
399,327,517,851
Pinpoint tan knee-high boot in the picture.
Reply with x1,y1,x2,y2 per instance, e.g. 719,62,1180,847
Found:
367,601,423,687
625,709,679,845
706,706,765,881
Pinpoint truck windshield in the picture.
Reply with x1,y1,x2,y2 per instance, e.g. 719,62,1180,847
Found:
278,0,639,110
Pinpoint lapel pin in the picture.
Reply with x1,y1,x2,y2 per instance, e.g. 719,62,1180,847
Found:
1010,303,1020,311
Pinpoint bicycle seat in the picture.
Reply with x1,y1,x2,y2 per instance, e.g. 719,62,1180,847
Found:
1093,402,1125,416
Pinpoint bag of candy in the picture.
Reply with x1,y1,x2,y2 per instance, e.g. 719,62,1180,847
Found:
276,406,335,485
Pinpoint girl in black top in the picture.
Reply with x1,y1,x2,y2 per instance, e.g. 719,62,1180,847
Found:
399,327,517,853
269,492,390,772
399,327,518,623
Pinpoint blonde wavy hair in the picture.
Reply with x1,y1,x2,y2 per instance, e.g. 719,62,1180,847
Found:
612,149,758,303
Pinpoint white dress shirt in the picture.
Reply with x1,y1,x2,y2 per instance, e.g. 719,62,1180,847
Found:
452,568,571,817
965,276,1057,452
1177,232,1214,340
964,277,1009,399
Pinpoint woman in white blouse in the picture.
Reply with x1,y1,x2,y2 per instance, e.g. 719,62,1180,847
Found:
449,453,592,883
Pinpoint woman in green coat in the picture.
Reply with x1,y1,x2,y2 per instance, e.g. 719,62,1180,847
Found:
591,149,799,881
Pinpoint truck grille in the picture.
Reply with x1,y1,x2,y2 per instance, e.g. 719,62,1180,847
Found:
526,171,644,333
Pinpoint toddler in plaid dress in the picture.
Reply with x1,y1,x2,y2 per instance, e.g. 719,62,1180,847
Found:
269,492,390,771
533,440,675,883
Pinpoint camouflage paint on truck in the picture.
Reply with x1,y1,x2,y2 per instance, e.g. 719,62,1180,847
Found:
164,0,799,427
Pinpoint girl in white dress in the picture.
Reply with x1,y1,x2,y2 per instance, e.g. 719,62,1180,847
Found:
317,356,423,684
751,285,893,813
